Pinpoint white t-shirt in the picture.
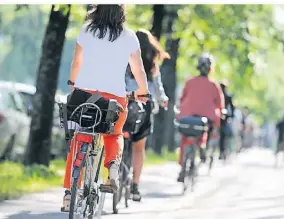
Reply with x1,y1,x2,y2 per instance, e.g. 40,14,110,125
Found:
74,24,140,97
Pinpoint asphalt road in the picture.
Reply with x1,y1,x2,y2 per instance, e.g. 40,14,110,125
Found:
1,147,284,219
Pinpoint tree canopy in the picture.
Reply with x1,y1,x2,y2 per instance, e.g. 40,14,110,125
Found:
1,4,284,123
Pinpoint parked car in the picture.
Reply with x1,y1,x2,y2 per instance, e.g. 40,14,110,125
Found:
0,81,66,160
0,87,30,161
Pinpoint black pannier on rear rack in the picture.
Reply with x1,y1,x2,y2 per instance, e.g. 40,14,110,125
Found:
123,100,146,134
58,89,123,142
174,116,209,137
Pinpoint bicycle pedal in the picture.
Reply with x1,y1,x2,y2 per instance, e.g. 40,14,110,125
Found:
99,184,114,194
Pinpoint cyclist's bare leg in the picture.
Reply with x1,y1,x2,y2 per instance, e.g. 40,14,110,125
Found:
132,137,146,184
131,137,146,200
103,134,124,191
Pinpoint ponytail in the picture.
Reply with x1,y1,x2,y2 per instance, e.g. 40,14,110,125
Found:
197,63,210,76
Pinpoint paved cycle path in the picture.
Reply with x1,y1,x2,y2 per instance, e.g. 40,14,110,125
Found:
1,147,284,219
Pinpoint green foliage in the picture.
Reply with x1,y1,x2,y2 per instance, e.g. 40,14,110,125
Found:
0,5,82,92
0,160,64,200
1,4,284,122
126,5,153,30
0,152,171,200
0,5,48,82
145,149,178,166
174,5,284,122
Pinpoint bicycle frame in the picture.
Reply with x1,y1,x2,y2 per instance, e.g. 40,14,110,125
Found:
58,99,121,218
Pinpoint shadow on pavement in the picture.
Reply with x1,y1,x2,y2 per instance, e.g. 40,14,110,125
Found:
242,204,284,214
244,195,284,202
112,206,190,216
143,192,183,199
7,210,112,219
8,211,68,219
241,162,275,170
249,215,284,219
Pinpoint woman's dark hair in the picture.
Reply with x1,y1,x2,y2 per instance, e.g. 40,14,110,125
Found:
136,29,170,74
197,53,214,76
86,5,126,42
220,79,228,90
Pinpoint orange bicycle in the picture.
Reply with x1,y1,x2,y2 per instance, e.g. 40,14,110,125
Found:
59,93,123,219
59,91,150,219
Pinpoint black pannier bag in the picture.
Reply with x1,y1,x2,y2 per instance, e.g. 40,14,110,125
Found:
123,100,146,134
175,116,208,137
66,89,122,134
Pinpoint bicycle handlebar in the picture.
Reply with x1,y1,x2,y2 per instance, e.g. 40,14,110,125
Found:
173,105,180,115
126,91,152,101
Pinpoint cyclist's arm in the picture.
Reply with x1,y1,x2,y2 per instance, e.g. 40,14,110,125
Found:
70,25,87,84
216,83,225,111
70,43,82,83
129,48,149,94
229,95,235,117
152,64,168,105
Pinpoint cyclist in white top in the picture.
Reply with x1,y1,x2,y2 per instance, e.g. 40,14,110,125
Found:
61,4,149,211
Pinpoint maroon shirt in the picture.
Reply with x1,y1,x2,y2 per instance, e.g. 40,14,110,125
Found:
178,76,224,127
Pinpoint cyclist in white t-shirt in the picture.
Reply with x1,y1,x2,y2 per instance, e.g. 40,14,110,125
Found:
61,5,149,212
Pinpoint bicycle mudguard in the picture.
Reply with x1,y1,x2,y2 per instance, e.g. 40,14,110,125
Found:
72,143,89,179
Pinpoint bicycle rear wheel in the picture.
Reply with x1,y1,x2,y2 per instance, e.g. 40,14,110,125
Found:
182,154,190,194
113,136,132,210
112,164,124,214
182,145,196,194
207,142,217,175
124,172,131,208
69,143,92,219
123,143,132,207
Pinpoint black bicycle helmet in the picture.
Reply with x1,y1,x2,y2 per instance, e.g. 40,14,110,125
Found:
197,53,214,76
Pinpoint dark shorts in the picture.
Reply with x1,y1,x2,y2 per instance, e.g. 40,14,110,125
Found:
131,101,153,142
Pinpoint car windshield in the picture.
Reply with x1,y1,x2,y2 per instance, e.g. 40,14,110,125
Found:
0,88,25,112
13,91,26,112
18,92,33,104
17,91,60,122
18,92,34,111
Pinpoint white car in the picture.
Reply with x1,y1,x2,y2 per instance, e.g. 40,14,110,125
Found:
0,81,66,160
0,87,30,160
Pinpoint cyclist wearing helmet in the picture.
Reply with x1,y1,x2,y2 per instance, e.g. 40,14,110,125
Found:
125,29,169,201
177,53,224,182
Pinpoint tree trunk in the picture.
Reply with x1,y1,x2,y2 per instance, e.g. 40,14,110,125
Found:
24,5,71,166
152,10,180,154
150,5,165,40
163,38,180,152
146,4,166,153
